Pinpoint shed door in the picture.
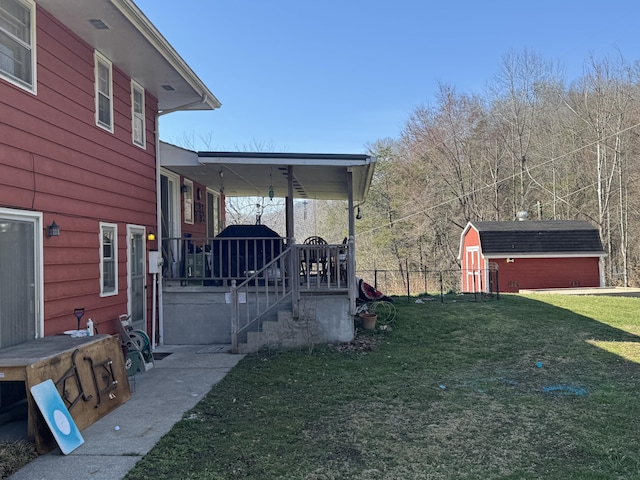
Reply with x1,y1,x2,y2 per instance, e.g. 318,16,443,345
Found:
0,212,40,348
465,247,482,292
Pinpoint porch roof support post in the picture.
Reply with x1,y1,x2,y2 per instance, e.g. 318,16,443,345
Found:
347,170,356,315
288,165,299,318
286,165,294,240
230,280,239,353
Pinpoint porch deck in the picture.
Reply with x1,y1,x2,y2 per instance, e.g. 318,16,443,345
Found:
160,236,355,352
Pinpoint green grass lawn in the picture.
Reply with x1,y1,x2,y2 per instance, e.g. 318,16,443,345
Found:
126,294,640,480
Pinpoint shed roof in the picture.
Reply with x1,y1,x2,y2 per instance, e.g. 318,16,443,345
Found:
463,220,605,257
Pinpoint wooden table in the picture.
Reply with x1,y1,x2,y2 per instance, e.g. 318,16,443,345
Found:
0,334,130,453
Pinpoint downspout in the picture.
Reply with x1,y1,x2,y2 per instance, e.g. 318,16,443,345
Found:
155,94,209,346
154,114,163,346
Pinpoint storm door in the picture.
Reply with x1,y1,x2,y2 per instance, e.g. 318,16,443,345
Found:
161,170,180,277
127,225,146,332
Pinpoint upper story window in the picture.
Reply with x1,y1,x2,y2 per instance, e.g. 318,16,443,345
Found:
131,80,145,148
94,51,113,132
100,222,118,296
0,0,36,93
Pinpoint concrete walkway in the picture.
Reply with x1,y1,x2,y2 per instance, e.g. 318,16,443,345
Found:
8,345,244,480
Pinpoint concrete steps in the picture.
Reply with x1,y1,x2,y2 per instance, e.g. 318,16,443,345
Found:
237,295,353,354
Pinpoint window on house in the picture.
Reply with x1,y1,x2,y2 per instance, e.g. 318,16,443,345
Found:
206,190,219,237
94,51,113,131
100,223,118,296
183,180,194,225
0,0,36,92
131,80,145,148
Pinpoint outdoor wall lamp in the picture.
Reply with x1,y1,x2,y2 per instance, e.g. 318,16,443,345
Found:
47,221,60,237
180,185,188,193
147,231,156,241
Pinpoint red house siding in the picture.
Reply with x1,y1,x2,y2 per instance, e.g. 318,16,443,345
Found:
0,7,159,337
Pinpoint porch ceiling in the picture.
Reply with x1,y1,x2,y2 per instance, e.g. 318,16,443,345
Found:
37,0,220,112
160,143,376,202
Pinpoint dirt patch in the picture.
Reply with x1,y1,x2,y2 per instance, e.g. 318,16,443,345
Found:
335,335,378,353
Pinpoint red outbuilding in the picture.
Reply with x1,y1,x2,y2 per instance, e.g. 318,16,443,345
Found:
458,220,606,293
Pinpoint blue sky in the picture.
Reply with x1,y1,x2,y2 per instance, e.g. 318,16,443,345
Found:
136,0,640,154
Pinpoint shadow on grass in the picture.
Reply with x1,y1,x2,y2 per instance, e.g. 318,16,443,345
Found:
126,294,640,480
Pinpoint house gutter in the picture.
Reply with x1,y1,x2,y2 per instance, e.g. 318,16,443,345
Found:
154,94,213,346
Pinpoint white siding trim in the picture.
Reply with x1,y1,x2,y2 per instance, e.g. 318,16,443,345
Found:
483,253,607,259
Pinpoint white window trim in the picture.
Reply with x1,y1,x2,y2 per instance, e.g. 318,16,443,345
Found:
94,50,114,133
100,222,118,297
183,179,194,225
0,0,37,94
131,79,146,148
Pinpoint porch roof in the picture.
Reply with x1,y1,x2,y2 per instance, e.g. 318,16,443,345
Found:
160,142,377,202
37,0,220,112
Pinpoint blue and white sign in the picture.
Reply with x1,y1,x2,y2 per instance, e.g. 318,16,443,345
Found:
30,379,84,454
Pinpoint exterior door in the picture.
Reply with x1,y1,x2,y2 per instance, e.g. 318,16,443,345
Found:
465,247,482,292
0,209,42,349
127,225,146,332
161,170,180,277
206,190,220,238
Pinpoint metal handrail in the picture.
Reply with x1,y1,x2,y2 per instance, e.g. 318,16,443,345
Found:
230,248,292,353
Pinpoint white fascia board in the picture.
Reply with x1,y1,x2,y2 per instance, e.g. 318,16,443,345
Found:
160,143,199,166
483,252,607,259
457,222,476,260
198,156,373,168
112,0,220,110
350,155,376,200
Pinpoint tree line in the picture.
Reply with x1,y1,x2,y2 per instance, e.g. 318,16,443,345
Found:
355,50,640,287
